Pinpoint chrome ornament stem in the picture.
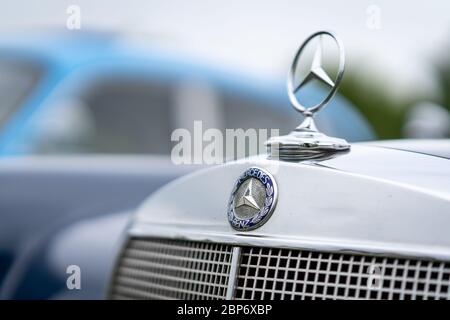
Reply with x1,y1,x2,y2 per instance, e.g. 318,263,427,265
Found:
295,115,318,132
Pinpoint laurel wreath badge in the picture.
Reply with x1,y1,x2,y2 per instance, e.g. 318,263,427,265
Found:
228,167,277,230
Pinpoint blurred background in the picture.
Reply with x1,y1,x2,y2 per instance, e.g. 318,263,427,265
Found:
0,0,449,158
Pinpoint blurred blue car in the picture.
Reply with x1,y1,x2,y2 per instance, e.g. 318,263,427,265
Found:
0,31,374,157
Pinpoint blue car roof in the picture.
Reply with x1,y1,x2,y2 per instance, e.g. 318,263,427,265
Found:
0,31,375,155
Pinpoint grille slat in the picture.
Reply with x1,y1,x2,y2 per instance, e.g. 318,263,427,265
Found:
110,238,233,300
110,238,450,300
235,247,450,300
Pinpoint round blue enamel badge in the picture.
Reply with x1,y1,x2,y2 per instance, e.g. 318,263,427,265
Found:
228,167,278,231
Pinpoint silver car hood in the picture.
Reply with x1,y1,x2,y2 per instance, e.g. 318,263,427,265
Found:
131,144,450,261
362,139,450,160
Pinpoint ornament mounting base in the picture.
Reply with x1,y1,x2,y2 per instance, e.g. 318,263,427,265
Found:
266,116,350,162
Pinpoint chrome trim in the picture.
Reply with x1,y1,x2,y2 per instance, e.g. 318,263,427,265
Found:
287,30,345,115
110,234,450,300
128,225,450,263
234,246,450,300
226,247,242,299
110,238,233,299
266,30,350,161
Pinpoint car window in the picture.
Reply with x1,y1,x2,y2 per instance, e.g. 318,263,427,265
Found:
20,75,372,157
81,78,173,154
221,93,299,136
28,76,173,155
0,57,43,128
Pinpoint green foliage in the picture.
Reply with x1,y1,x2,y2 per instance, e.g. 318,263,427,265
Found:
339,70,420,140
435,60,450,113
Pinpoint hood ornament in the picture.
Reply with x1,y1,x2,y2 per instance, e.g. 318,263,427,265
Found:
266,30,350,162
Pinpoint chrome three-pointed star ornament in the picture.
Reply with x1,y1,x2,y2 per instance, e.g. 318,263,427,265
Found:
228,167,277,231
294,41,335,92
266,30,351,162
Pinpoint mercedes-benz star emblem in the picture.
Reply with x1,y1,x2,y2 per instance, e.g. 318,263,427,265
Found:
266,30,351,162
288,30,345,115
228,167,278,231
235,179,261,211
294,39,335,92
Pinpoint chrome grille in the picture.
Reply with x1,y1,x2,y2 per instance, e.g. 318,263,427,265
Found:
110,238,233,300
235,247,450,300
109,238,450,300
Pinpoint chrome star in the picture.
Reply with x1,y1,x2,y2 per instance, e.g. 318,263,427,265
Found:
235,179,261,211
294,38,335,91
265,30,350,162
